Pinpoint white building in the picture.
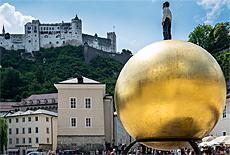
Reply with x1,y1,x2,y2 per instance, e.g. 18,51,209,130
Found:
54,76,114,152
4,109,58,155
0,15,116,53
209,93,230,136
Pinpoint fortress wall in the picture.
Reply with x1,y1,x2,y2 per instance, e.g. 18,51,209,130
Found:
83,45,132,65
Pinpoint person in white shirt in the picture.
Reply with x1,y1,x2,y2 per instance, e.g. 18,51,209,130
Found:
162,1,172,40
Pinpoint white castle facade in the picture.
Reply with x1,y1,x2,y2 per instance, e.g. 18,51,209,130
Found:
0,15,116,53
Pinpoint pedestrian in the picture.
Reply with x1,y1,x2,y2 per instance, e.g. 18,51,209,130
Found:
96,149,99,155
47,150,51,155
41,150,45,155
58,150,62,155
162,1,172,40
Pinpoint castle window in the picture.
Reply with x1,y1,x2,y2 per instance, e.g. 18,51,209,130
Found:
56,41,59,44
41,27,43,30
46,27,48,30
52,27,54,30
35,34,37,37
35,40,37,42
28,31,31,34
57,27,59,29
44,35,48,38
1,42,2,44
69,31,72,33
49,27,51,30
56,35,60,38
28,40,31,43
63,41,65,44
49,42,52,44
34,30,37,33
28,27,31,30
34,26,37,30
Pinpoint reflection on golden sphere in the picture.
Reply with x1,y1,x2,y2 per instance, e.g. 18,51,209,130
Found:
115,40,226,150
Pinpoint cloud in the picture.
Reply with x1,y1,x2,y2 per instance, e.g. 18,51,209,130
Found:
130,40,140,46
0,3,35,34
152,0,157,3
196,0,230,24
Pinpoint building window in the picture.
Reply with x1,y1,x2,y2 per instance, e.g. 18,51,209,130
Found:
223,131,226,136
85,98,92,109
85,117,92,127
16,128,19,134
47,138,50,143
70,117,77,127
28,127,31,133
22,138,25,144
70,97,77,108
30,100,33,104
28,138,32,143
22,117,25,122
46,117,49,122
223,105,227,118
16,138,19,144
9,138,12,144
28,117,31,122
9,128,12,134
22,128,25,134
36,137,39,143
16,118,19,123
44,99,48,103
35,127,38,133
37,100,40,104
46,127,49,134
35,117,38,121
9,119,11,123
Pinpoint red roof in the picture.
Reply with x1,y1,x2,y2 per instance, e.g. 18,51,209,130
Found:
0,102,18,112
15,93,58,107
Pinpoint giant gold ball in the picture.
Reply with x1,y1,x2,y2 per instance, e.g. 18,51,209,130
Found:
115,40,226,150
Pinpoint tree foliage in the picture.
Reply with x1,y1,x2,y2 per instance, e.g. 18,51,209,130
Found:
188,22,230,55
0,117,8,153
0,45,124,101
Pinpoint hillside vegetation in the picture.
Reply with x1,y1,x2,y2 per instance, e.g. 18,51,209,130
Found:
1,45,123,101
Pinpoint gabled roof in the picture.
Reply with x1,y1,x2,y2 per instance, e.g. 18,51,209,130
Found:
59,76,100,84
14,93,58,107
4,109,58,117
0,102,19,112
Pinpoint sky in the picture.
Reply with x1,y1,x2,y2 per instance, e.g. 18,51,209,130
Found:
0,0,229,54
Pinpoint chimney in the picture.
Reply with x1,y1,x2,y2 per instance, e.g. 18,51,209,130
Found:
77,76,83,84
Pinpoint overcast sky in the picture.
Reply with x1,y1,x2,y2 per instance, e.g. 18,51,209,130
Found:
0,0,229,54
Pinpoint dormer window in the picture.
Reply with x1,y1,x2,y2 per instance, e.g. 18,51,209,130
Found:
23,101,26,105
29,100,33,104
37,100,40,104
52,98,55,103
44,99,48,104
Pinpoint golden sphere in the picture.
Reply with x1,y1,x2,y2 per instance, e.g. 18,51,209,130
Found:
115,40,226,150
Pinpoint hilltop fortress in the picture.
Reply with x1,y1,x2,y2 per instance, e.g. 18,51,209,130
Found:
0,15,116,53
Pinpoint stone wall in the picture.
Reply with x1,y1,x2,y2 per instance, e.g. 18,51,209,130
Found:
57,135,105,152
83,45,132,65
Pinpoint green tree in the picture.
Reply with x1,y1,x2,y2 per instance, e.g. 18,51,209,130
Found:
1,69,22,99
35,66,44,83
210,23,230,54
0,117,8,154
121,49,132,55
188,24,213,50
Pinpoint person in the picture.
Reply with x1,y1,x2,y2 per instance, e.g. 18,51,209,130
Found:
47,150,51,155
111,149,115,155
96,149,99,155
41,150,45,155
162,1,172,40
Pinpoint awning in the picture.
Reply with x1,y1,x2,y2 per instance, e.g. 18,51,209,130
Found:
26,148,38,152
7,148,19,152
